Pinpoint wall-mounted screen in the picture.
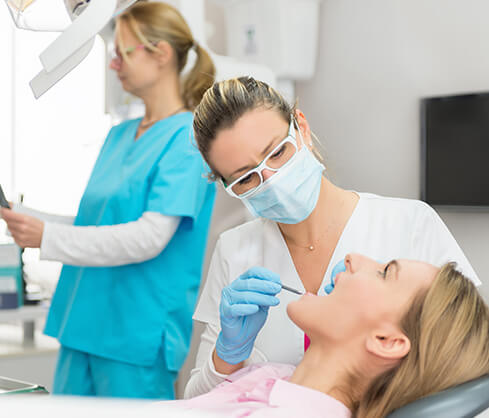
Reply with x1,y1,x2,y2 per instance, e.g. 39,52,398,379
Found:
421,92,489,207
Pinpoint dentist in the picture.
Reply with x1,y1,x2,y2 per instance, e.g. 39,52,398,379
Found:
183,76,481,398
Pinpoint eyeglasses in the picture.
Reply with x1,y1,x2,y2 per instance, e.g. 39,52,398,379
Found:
110,44,150,62
222,117,300,198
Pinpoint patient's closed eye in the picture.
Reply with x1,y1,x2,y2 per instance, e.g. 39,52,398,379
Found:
379,262,393,279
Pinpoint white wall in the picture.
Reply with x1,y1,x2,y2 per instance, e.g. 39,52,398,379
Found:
296,0,489,302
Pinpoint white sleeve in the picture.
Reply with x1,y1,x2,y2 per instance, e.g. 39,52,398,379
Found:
184,238,267,398
184,321,267,399
12,203,75,225
412,202,481,286
192,237,228,325
184,322,228,399
39,212,180,267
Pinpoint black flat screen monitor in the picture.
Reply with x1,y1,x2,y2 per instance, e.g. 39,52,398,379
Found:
421,92,489,207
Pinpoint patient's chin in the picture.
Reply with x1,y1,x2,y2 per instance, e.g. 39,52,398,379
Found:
286,299,308,331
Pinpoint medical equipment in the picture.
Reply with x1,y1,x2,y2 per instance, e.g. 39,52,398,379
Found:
4,0,137,98
221,0,322,100
216,266,281,365
281,284,303,296
0,185,9,208
0,375,48,395
0,244,22,309
387,373,489,418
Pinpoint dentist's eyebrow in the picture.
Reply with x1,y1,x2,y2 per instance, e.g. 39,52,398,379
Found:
228,133,283,179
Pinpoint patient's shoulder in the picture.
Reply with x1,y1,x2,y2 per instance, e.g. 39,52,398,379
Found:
222,362,296,386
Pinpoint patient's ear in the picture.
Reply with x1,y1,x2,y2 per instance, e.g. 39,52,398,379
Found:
366,329,411,360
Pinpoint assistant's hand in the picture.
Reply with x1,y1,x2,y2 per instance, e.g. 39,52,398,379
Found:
325,259,346,294
216,267,281,365
0,208,44,248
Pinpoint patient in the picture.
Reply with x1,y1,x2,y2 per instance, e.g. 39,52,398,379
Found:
169,254,489,417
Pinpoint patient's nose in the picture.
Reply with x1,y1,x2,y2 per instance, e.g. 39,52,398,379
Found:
344,254,354,273
345,253,375,274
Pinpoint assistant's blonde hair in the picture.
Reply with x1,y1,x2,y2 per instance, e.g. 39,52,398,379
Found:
117,1,215,110
356,264,489,418
193,76,324,180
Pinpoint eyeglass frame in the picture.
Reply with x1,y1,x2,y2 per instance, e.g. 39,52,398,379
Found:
221,116,302,199
111,42,157,62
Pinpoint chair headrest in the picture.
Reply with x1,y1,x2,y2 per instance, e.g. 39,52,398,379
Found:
387,374,489,418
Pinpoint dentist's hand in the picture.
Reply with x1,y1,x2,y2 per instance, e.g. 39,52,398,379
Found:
0,208,44,249
215,267,281,365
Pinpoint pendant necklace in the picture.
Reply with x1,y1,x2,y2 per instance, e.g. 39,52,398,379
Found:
285,224,331,252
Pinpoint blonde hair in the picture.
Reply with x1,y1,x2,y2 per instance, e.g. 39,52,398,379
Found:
117,1,215,110
193,76,324,180
356,264,489,418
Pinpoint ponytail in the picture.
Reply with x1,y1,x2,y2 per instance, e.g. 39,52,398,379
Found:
183,43,215,110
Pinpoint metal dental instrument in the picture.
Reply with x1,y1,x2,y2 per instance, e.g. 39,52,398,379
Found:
281,284,304,296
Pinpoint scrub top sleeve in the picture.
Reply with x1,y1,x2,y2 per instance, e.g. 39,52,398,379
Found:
413,202,481,286
146,128,208,222
193,237,229,326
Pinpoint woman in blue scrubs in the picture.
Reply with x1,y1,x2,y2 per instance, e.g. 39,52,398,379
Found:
0,2,216,399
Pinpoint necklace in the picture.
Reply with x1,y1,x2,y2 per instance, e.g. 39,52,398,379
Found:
283,224,331,252
139,106,186,129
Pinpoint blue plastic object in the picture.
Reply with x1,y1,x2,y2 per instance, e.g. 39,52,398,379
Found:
325,259,346,294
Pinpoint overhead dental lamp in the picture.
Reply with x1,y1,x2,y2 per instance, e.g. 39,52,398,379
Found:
3,0,137,98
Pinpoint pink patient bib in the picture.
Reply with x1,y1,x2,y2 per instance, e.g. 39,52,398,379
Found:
304,334,311,351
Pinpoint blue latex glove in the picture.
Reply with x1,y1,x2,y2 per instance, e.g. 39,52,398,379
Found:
325,259,346,294
216,267,281,365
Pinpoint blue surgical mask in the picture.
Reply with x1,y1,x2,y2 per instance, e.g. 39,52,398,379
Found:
240,133,325,224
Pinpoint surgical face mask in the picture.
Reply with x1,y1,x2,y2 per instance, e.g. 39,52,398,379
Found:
239,125,325,224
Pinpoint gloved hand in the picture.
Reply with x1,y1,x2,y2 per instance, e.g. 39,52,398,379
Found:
216,267,281,365
325,259,346,294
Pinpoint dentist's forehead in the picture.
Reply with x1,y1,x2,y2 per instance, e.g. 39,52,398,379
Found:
209,108,289,179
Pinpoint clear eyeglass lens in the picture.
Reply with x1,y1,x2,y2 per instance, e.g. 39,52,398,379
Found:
231,172,262,196
230,141,297,196
265,141,296,169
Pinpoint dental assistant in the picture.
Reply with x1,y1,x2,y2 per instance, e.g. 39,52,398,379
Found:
183,77,481,398
1,2,215,399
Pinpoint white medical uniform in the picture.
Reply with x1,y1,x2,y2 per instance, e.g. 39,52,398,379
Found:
184,193,481,398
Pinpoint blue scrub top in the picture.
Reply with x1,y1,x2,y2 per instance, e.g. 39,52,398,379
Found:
44,112,216,370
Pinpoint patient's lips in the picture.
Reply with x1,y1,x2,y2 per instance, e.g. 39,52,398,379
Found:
334,272,343,286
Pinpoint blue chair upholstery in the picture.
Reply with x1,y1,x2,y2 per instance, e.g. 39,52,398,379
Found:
388,374,489,418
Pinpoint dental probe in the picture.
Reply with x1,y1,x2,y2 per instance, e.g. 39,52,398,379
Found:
281,284,304,295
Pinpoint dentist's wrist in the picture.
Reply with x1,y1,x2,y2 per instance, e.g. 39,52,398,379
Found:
212,348,244,375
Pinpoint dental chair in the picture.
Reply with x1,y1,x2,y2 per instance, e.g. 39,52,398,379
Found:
388,374,489,418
